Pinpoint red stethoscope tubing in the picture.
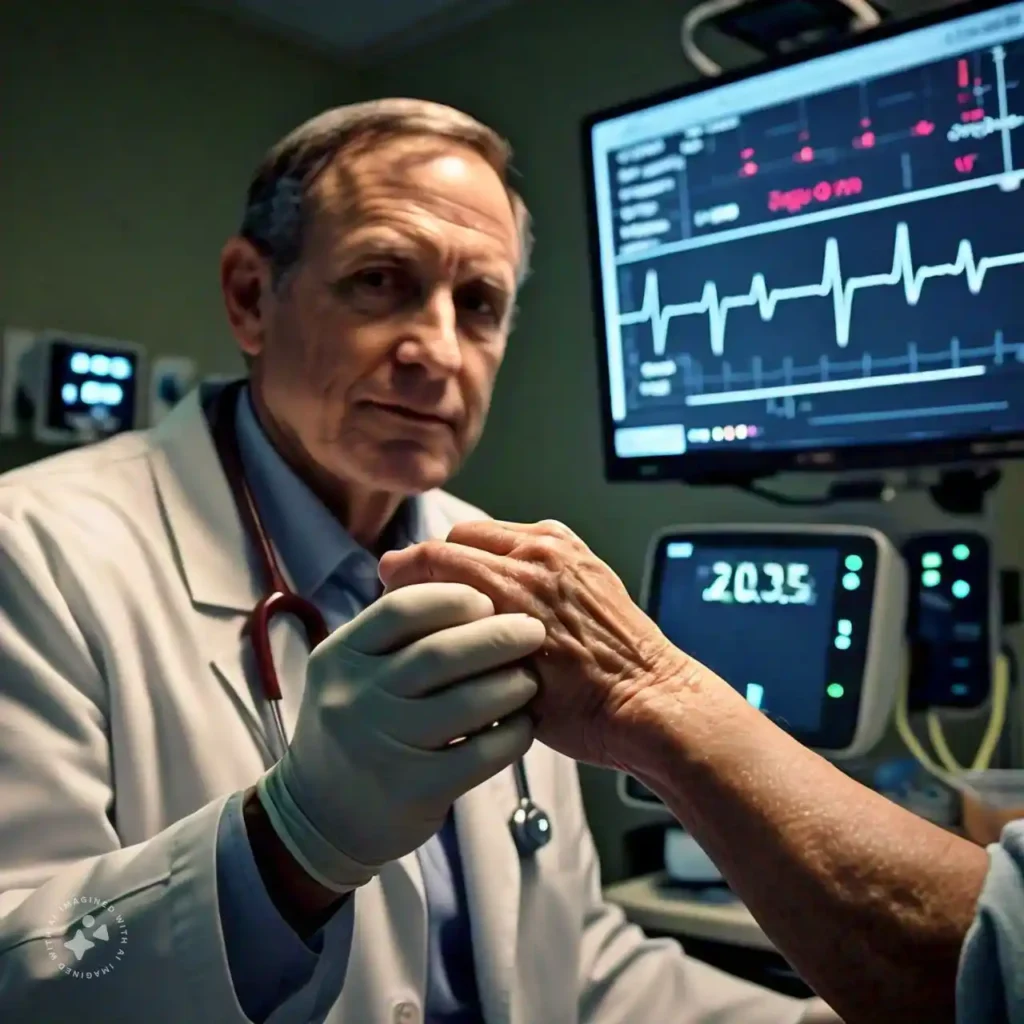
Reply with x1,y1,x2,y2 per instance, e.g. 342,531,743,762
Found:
209,381,329,748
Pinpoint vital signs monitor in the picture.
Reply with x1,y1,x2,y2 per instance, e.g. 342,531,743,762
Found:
583,0,1024,481
19,331,143,444
639,524,906,756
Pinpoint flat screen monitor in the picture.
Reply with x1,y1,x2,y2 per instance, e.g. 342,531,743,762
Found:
583,0,1024,482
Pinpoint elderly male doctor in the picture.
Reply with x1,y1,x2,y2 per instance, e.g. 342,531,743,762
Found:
0,100,835,1023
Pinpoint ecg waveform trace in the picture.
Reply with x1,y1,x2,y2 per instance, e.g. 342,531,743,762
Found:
621,223,1024,358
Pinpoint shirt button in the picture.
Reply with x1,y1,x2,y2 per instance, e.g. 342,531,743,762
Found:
393,1001,420,1024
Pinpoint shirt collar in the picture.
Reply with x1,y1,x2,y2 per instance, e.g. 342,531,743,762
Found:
233,386,423,600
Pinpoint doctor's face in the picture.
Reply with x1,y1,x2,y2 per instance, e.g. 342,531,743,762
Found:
227,136,521,499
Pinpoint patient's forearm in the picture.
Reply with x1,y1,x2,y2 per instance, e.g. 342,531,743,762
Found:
615,660,989,1024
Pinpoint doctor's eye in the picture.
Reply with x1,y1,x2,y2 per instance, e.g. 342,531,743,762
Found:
354,267,397,290
456,282,507,327
337,265,418,311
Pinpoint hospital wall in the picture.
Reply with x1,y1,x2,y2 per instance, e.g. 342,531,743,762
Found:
360,0,1024,879
0,0,359,473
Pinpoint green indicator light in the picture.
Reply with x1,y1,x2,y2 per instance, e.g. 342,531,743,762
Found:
952,579,971,599
844,554,863,572
922,569,941,588
842,572,861,591
827,682,845,699
921,552,942,569
952,544,970,561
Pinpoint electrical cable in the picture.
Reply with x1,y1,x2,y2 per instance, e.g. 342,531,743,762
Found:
926,653,1011,773
893,668,953,784
681,0,756,77
894,653,1010,786
681,0,883,77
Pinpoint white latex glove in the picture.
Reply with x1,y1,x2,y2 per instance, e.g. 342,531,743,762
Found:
257,582,545,893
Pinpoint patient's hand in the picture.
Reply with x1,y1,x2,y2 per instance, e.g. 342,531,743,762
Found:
379,519,687,767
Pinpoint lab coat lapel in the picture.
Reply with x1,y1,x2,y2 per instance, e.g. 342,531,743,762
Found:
148,382,259,613
147,382,266,735
454,770,521,1024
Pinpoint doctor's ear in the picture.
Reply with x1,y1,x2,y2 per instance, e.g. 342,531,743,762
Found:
220,237,273,358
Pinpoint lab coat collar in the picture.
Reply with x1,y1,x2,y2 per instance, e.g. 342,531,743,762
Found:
148,379,261,613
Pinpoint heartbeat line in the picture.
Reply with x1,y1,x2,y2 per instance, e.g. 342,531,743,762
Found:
620,222,1024,357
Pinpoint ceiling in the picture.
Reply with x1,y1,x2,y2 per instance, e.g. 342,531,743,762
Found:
186,0,516,61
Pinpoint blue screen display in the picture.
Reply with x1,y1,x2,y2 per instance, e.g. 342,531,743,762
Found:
655,544,840,731
45,340,138,436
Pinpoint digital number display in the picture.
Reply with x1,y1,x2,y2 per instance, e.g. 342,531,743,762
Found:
701,560,815,606
648,534,877,749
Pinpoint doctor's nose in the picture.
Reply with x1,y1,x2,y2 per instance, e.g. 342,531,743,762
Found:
394,288,463,378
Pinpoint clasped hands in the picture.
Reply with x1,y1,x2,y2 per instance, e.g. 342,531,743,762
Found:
379,519,688,770
257,519,694,895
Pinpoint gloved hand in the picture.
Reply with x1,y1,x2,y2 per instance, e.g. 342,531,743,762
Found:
257,582,545,893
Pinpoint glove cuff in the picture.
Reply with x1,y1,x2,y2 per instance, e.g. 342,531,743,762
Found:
256,765,378,894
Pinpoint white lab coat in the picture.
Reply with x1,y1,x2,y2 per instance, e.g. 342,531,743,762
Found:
0,385,815,1024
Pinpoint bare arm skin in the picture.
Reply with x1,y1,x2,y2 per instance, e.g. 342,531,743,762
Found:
613,659,988,1024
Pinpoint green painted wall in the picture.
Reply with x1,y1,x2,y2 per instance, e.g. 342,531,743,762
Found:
0,0,364,469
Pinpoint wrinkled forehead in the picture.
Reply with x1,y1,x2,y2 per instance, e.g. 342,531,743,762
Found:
308,137,522,280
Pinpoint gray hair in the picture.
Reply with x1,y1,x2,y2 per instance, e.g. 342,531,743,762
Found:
239,98,533,289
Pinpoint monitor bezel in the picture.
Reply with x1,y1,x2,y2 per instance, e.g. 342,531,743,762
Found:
581,0,1024,484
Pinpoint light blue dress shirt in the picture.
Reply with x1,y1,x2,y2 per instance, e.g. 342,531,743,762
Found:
215,387,483,1023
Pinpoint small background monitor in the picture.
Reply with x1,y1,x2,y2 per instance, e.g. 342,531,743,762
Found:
35,332,142,443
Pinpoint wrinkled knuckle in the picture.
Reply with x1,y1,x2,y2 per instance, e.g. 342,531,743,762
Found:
419,538,449,565
537,518,572,539
523,535,566,573
524,561,560,606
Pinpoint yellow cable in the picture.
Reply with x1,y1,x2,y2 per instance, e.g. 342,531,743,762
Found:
893,670,952,784
916,653,1010,776
927,712,963,773
971,652,1010,771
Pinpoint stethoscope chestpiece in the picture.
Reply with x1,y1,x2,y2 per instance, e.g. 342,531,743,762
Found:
508,797,553,858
